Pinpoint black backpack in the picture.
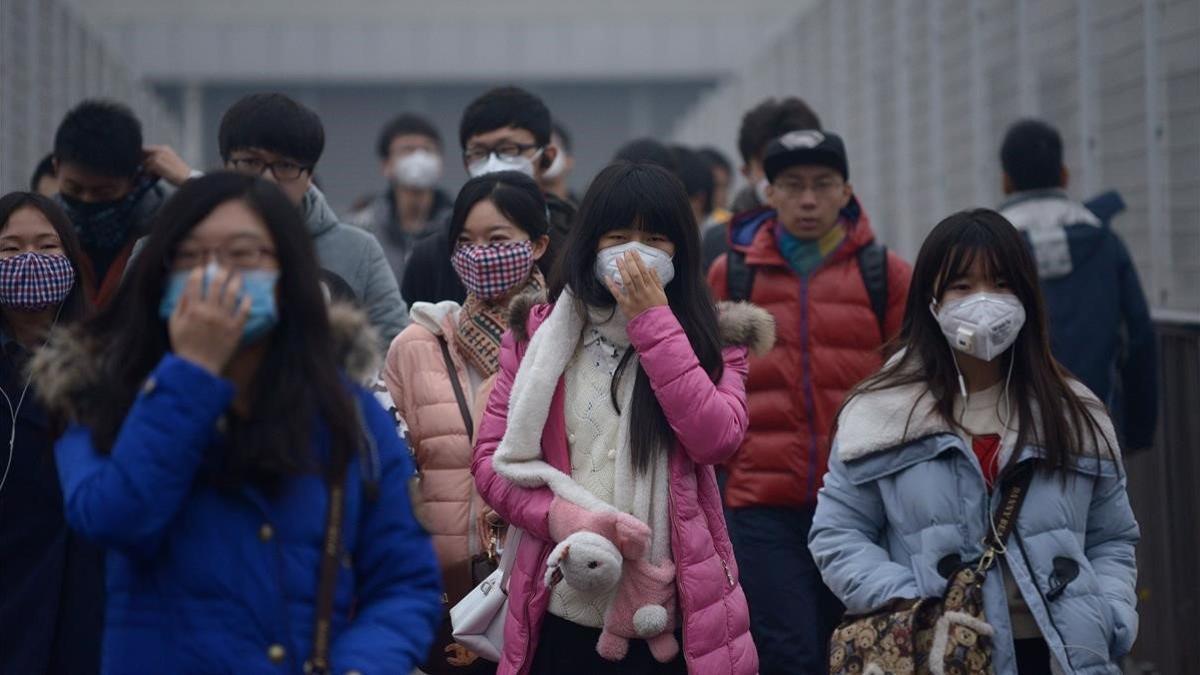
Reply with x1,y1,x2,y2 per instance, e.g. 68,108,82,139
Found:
726,241,891,340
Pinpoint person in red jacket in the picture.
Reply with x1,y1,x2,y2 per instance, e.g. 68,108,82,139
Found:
707,130,912,674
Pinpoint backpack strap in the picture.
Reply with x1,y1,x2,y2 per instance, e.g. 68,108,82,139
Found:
726,248,757,303
856,242,889,341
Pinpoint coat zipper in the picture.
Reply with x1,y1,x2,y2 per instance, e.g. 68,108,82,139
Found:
720,557,734,587
797,275,820,501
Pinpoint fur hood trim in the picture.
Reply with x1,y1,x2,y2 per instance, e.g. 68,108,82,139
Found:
29,302,379,421
508,291,776,356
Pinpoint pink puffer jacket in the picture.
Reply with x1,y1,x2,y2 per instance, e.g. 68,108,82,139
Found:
385,302,492,605
472,297,773,675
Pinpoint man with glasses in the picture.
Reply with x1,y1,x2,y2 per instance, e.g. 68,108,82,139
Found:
217,93,408,343
401,86,575,305
707,130,912,674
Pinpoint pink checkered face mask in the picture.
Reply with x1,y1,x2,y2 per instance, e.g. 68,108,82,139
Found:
0,252,76,311
451,241,535,301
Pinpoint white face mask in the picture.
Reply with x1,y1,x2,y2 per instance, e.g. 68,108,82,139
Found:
931,292,1027,362
467,149,542,179
541,148,567,180
391,150,442,189
594,241,675,291
754,177,771,205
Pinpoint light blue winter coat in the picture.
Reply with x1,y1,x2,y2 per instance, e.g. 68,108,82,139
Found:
809,377,1138,675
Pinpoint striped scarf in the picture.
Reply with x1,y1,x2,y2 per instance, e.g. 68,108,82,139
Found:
775,220,847,277
454,269,545,378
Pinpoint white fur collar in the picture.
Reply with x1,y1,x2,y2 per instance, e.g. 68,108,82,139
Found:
835,371,1120,462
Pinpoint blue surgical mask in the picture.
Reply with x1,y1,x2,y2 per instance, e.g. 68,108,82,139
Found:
159,262,280,345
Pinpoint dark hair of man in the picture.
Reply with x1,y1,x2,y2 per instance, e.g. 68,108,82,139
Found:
53,99,144,178
697,146,733,174
737,97,822,164
1000,118,1065,192
218,93,326,167
552,121,573,154
671,146,715,214
459,86,552,150
446,171,549,254
30,154,57,191
75,172,358,491
613,139,678,173
0,192,91,326
552,162,724,473
834,209,1114,472
375,113,442,159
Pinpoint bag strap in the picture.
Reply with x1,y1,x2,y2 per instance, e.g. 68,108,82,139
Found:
306,467,347,675
499,527,523,591
438,336,475,443
726,248,756,302
856,241,889,341
977,461,1037,573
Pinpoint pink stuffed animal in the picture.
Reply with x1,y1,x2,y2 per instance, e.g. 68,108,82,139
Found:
596,557,680,663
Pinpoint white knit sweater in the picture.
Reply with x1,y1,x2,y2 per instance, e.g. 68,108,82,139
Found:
547,309,634,627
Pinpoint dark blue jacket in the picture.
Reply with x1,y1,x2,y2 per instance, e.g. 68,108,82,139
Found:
52,354,442,674
0,339,104,675
1000,190,1157,450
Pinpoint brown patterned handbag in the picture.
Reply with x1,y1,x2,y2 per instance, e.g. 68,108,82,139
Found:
828,462,1036,675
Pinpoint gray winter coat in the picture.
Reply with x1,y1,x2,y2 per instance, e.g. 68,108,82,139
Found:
810,377,1138,675
301,186,409,344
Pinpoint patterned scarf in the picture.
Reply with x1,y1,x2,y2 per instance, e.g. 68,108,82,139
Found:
454,269,544,378
775,220,847,277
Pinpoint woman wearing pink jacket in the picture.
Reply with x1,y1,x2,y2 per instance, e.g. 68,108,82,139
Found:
472,162,773,674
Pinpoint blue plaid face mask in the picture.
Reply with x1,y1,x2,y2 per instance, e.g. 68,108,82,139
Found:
159,262,279,345
0,252,76,312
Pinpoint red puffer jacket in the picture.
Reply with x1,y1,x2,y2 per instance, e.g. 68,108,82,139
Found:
708,202,911,508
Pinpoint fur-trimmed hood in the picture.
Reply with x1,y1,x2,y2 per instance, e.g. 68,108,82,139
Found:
29,302,380,423
835,360,1119,463
507,291,776,357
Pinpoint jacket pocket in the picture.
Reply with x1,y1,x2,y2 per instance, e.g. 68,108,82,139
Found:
1046,557,1080,601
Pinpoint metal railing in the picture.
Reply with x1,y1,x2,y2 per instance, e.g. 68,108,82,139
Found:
1124,319,1200,674
0,0,181,193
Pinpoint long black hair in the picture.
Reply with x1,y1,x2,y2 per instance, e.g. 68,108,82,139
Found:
446,170,549,250
79,172,359,489
837,208,1112,470
0,192,91,327
552,161,724,472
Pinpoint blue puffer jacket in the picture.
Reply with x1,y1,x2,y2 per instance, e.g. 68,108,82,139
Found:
810,377,1139,675
44,322,442,674
999,190,1157,451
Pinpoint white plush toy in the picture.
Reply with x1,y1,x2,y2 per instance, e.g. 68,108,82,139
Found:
543,530,623,594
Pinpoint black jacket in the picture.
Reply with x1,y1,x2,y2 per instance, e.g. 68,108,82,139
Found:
0,339,103,674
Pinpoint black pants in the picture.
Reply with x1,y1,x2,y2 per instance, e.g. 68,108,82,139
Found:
529,613,687,675
725,505,844,675
1014,638,1053,675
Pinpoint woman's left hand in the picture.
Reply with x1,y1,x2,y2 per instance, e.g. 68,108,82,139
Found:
604,250,668,320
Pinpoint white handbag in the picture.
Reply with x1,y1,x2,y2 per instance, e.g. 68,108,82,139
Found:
449,527,523,662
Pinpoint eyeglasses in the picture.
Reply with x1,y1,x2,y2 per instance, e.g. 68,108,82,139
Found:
227,157,312,182
169,239,278,271
773,178,843,197
463,142,542,165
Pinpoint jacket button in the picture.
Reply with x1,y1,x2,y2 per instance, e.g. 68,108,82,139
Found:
267,643,286,663
259,524,274,542
141,377,156,394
